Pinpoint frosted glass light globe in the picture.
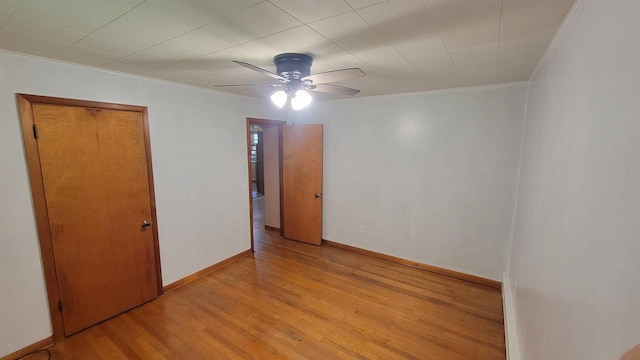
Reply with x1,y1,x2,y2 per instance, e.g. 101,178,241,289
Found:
291,90,312,110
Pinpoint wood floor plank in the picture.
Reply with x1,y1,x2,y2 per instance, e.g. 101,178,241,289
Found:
48,197,505,359
253,241,505,355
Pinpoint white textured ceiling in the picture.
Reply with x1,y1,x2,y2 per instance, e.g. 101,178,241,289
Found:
0,0,575,99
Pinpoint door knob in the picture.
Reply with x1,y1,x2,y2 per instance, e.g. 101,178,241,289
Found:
314,193,323,199
141,220,152,228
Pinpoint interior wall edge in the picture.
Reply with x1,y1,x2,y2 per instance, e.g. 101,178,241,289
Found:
507,0,640,358
502,273,521,360
324,239,502,289
0,336,53,360
163,249,253,293
504,82,531,276
529,0,584,81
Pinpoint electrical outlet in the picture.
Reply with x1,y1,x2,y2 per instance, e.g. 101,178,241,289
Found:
360,225,365,233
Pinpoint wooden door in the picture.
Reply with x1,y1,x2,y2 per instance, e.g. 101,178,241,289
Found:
33,103,159,335
282,124,323,245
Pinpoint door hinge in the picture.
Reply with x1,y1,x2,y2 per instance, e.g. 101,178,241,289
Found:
32,124,38,140
58,300,63,312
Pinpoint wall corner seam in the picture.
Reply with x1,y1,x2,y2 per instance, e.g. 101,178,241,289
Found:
503,273,522,360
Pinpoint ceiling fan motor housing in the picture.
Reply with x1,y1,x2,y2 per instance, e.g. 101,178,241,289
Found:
273,53,313,81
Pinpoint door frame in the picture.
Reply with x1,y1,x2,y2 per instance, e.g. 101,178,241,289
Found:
246,117,285,251
16,94,163,341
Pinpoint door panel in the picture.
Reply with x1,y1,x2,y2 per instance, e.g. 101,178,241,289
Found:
33,104,158,335
282,124,323,245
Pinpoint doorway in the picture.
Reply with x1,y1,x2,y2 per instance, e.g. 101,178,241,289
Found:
249,125,265,200
246,118,324,248
17,94,162,340
247,118,285,251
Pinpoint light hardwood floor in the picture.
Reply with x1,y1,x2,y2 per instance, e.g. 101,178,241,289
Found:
37,197,505,359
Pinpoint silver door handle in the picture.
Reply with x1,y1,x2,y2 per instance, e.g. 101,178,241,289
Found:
314,193,323,199
141,220,152,228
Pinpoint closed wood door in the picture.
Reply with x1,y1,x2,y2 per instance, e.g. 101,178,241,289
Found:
282,124,323,245
33,104,159,335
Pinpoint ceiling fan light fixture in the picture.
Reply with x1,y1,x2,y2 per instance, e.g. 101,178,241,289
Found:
224,53,363,107
270,90,288,108
291,90,312,110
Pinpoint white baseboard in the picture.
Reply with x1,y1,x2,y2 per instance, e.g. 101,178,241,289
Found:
503,273,521,360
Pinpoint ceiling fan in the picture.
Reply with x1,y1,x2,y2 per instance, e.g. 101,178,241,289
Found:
215,53,366,110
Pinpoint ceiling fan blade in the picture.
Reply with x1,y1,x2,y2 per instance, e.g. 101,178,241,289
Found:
232,61,289,82
308,84,360,96
214,83,281,88
302,68,365,84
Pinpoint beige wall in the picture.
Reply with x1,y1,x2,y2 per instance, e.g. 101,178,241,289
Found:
293,82,528,281
507,0,640,358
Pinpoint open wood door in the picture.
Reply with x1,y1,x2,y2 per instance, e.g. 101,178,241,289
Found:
282,124,323,245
